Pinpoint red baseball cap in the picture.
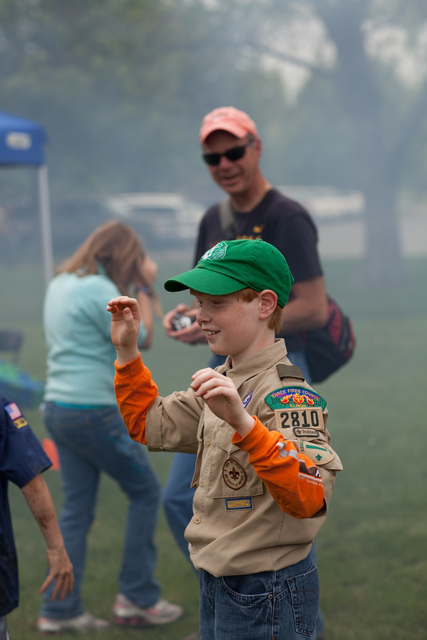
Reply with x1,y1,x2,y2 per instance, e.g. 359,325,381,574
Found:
199,106,259,143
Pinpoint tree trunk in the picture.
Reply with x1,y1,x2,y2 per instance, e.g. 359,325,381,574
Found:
362,179,403,285
318,1,404,284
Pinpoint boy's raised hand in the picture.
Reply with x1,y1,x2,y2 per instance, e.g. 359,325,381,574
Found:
191,368,255,438
107,296,141,365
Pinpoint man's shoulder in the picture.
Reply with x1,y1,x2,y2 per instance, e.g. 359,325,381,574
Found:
201,202,220,220
267,188,311,217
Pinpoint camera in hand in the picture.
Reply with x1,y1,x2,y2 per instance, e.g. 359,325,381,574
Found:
171,313,196,331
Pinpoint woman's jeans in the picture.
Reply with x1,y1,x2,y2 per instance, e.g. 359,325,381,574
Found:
162,349,324,637
40,403,161,619
199,555,319,640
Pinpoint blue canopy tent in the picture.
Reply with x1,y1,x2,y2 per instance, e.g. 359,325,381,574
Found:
0,110,54,286
0,110,50,406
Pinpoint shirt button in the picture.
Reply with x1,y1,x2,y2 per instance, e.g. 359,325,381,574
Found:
194,516,201,524
200,479,204,487
206,438,211,445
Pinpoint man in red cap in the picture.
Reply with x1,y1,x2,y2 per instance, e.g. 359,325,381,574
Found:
162,106,328,640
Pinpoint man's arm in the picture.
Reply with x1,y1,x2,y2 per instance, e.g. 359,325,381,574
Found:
21,474,74,600
280,276,328,334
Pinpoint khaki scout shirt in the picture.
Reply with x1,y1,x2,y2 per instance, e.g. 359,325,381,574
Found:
143,339,342,578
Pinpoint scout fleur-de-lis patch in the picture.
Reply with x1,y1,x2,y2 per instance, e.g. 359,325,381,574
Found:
201,241,228,261
222,458,247,490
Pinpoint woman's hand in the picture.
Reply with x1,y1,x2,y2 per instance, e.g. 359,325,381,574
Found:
139,254,158,286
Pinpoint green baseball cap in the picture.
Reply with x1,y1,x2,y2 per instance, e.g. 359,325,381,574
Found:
164,239,294,308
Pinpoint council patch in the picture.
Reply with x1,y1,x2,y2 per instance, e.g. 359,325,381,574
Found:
266,386,326,432
265,386,326,410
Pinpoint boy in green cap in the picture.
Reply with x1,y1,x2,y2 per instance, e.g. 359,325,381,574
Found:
107,239,342,640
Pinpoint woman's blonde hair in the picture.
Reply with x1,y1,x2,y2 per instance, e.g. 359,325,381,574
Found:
57,220,162,316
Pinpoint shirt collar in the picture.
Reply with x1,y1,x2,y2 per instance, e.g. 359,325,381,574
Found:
219,339,288,387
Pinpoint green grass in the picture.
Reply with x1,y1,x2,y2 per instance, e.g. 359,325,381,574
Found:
1,255,427,639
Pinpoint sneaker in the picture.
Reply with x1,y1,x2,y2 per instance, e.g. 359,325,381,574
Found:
37,612,110,634
112,593,183,627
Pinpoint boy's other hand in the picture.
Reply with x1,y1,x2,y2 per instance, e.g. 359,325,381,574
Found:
107,296,141,365
191,368,255,437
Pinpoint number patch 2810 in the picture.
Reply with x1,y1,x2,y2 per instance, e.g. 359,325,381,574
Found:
274,407,324,431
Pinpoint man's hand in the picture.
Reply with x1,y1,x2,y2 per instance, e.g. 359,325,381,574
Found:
20,475,74,602
107,296,141,365
41,544,74,601
191,368,255,437
163,303,206,344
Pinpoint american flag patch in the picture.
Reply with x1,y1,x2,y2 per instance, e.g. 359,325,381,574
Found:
5,402,22,421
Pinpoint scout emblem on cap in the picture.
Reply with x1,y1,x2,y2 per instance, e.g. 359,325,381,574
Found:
265,386,326,432
223,458,247,490
201,241,228,261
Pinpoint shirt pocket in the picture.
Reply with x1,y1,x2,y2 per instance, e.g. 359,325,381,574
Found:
206,425,264,499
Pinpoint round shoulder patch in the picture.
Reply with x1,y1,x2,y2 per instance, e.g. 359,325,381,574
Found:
296,440,335,466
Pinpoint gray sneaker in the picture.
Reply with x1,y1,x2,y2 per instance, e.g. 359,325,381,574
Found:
37,612,110,634
112,593,183,626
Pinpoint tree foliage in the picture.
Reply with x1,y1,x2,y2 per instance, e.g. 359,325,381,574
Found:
1,0,426,283
194,0,427,283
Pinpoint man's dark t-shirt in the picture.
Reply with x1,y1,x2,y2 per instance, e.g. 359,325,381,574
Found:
194,188,323,352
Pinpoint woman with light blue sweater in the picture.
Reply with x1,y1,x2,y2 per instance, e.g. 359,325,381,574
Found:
38,221,183,633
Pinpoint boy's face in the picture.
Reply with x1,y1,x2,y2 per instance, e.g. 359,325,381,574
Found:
193,290,273,366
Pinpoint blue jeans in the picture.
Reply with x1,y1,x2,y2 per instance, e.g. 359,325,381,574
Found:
162,350,324,637
199,555,319,640
0,616,10,640
40,403,161,619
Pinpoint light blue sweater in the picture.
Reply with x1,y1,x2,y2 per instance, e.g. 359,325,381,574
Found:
43,272,146,406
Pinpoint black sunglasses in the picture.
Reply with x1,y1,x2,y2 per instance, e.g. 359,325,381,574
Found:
202,138,254,166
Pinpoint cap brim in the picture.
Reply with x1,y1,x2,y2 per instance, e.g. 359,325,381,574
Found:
164,267,247,296
199,122,249,143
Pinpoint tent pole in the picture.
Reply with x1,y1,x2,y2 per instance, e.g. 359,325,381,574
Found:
38,164,54,287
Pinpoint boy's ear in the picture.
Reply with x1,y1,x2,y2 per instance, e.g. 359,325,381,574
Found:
258,290,277,319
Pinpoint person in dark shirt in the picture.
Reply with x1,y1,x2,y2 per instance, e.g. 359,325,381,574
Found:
0,392,73,640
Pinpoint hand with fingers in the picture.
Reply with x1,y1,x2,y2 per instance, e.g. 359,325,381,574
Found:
107,296,141,365
191,368,255,437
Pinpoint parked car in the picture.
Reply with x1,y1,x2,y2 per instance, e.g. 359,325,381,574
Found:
0,191,205,264
0,195,118,262
105,192,204,250
277,185,365,221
